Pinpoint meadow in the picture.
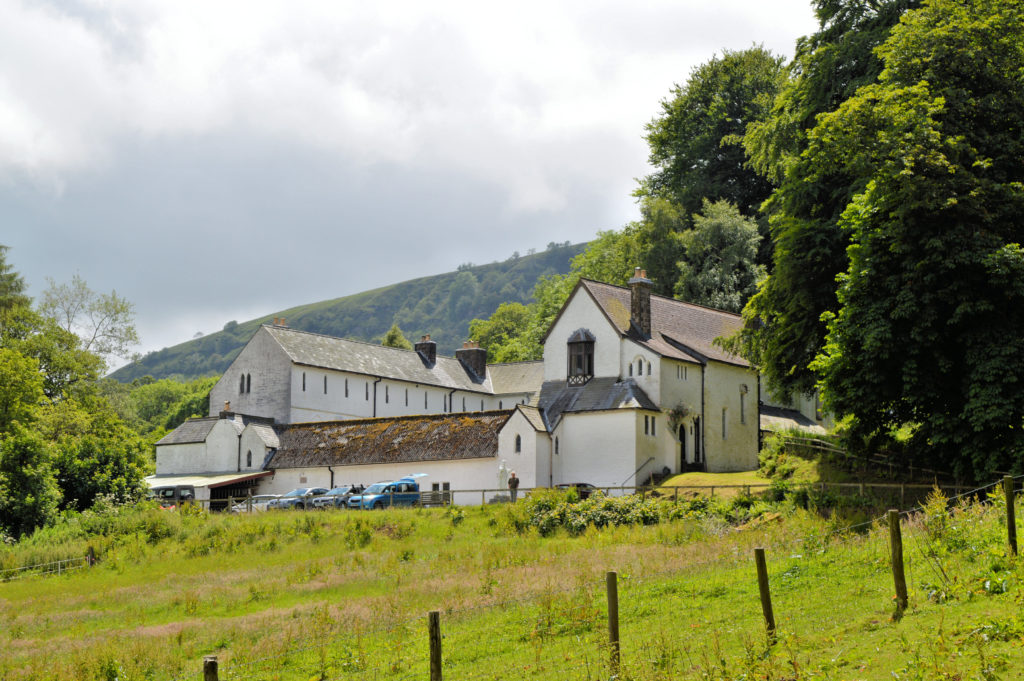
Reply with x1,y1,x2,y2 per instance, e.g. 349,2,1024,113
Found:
1,484,1022,681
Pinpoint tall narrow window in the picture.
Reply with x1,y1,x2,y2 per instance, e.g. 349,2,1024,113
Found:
405,388,409,406
462,397,466,411
246,451,252,467
555,437,559,454
644,415,649,435
499,401,503,409
366,382,369,400
515,435,522,453
646,361,651,375
385,385,389,403
425,391,428,409
652,416,656,436
629,363,633,377
722,408,728,439
567,329,595,385
637,359,642,376
443,395,447,411
246,373,251,393
740,393,745,424
324,376,327,394
345,378,349,397
302,372,306,391
239,375,245,394
480,400,484,411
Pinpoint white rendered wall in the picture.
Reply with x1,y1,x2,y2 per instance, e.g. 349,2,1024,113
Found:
239,427,272,472
543,291,623,382
659,359,704,468
556,410,637,489
497,410,551,489
209,327,293,423
155,420,240,475
155,441,208,475
702,362,760,472
622,341,663,404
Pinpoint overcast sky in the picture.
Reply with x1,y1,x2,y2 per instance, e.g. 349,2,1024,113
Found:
1,0,819,370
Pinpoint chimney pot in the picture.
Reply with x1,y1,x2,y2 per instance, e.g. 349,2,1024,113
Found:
224,401,230,411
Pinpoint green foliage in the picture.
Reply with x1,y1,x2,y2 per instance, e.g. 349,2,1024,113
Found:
674,200,765,312
380,323,413,350
808,0,1024,479
638,46,784,230
0,245,30,317
0,425,61,538
53,435,149,512
738,0,919,400
0,348,43,434
113,244,583,382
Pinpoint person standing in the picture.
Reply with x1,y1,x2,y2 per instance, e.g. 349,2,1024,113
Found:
508,471,520,502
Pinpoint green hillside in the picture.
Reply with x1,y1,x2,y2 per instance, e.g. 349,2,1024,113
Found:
112,243,584,382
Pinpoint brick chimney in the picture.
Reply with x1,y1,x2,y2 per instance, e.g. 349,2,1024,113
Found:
415,334,437,365
629,267,653,338
456,341,487,380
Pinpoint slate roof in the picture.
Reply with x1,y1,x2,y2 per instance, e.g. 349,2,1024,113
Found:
488,361,544,395
759,405,827,435
155,417,220,445
247,423,280,449
536,377,658,431
515,404,547,432
268,411,512,468
552,279,748,367
263,326,542,396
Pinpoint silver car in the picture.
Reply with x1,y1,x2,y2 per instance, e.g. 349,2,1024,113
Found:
229,494,280,513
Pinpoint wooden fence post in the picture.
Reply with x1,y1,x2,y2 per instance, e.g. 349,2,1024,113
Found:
86,546,96,567
754,548,776,643
1004,476,1017,557
428,610,442,681
203,655,218,681
606,571,620,673
888,509,908,614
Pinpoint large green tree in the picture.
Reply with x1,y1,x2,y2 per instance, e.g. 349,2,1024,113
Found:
0,425,61,538
638,46,785,224
675,200,764,313
808,0,1024,478
736,0,921,399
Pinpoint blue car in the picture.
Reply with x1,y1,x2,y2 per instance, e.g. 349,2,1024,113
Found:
348,475,425,510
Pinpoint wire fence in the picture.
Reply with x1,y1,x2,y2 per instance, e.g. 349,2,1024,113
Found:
0,553,92,582
177,474,1022,681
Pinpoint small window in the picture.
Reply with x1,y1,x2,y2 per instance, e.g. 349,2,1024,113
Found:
302,372,306,391
405,388,409,406
555,437,559,454
646,361,651,375
651,417,656,436
425,391,428,409
499,400,503,409
515,434,522,453
480,400,484,411
644,415,649,435
345,378,349,397
462,397,466,411
366,382,369,401
385,385,389,403
323,376,327,394
567,329,595,385
629,363,633,377
246,450,252,467
246,374,251,393
722,408,728,439
444,394,447,411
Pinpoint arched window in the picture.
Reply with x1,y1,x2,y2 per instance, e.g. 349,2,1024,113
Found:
246,450,252,467
637,359,642,376
515,434,522,453
567,329,595,385
239,375,245,394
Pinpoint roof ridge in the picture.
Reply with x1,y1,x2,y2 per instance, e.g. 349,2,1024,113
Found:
264,324,467,361
286,409,515,429
579,278,741,320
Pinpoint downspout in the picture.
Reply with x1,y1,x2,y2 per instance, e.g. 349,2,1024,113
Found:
236,425,242,472
448,388,456,413
328,465,335,488
700,363,706,471
372,377,382,417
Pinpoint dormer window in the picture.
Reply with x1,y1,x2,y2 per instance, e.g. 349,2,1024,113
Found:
567,329,595,385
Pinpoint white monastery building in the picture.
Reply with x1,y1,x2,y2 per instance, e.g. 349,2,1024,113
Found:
150,269,824,505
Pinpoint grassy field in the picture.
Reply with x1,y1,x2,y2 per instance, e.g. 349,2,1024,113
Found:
1,485,1022,680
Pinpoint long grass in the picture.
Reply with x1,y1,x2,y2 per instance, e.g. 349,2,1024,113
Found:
1,487,1022,680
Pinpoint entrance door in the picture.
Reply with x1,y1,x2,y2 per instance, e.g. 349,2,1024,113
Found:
694,417,702,465
679,424,687,471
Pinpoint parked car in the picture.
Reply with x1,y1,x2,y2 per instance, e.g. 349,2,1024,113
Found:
310,485,364,510
148,485,195,508
229,494,280,513
267,487,329,510
348,475,425,510
556,482,598,500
